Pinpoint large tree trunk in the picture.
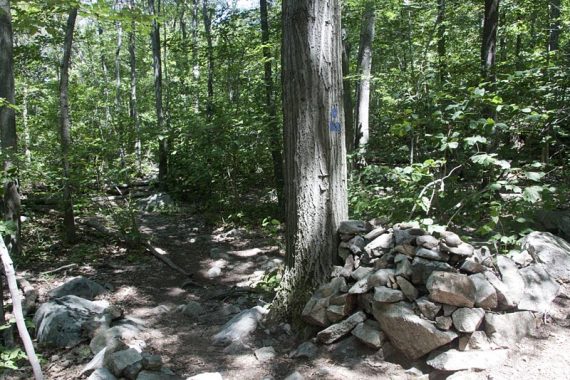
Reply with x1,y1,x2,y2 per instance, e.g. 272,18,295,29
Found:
128,0,142,173
202,0,214,118
149,0,168,185
260,0,284,216
59,7,78,243
482,0,500,81
549,0,561,53
271,0,348,323
354,1,375,166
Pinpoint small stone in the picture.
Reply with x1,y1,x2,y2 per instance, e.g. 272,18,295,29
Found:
396,276,419,301
441,242,474,257
394,228,417,245
348,236,366,250
485,311,536,346
88,368,117,380
416,297,442,320
440,231,463,247
351,267,373,281
316,277,347,297
136,370,182,380
364,227,386,241
508,249,533,267
105,348,143,378
416,235,439,249
316,311,367,344
357,292,374,314
186,373,223,380
364,232,394,254
426,271,476,308
458,331,493,351
207,267,222,279
326,303,353,323
411,257,456,285
351,320,385,349
339,220,371,235
254,346,276,362
442,304,457,316
374,287,405,303
367,269,395,288
395,257,413,279
435,316,453,330
427,349,509,371
290,341,318,359
446,371,487,380
283,371,304,380
48,276,108,300
141,353,162,371
180,301,205,318
460,258,486,274
301,297,329,327
416,247,449,262
451,308,485,333
395,244,416,257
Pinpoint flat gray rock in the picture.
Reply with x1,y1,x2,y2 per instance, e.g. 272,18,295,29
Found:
317,311,366,344
290,341,318,359
186,373,223,380
451,308,485,333
283,371,304,380
416,297,441,320
435,316,452,330
351,320,385,349
90,324,142,354
396,276,419,301
88,368,117,380
374,287,404,303
34,295,107,348
416,248,449,262
212,306,268,345
254,346,276,362
105,348,143,378
136,370,182,380
458,331,493,351
469,273,497,309
426,271,475,307
373,302,457,360
411,257,456,285
521,231,570,282
364,233,394,254
416,235,439,249
484,271,519,310
338,220,371,235
518,264,560,312
427,349,509,371
48,276,107,300
485,311,536,346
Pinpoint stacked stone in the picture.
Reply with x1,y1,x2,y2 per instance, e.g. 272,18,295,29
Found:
301,221,563,373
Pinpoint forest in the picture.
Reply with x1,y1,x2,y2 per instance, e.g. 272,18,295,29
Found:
0,0,569,379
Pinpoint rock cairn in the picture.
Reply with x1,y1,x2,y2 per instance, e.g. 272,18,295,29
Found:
301,221,564,373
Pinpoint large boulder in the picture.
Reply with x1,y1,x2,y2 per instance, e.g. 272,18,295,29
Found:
521,231,570,282
48,276,107,300
34,295,107,347
372,302,457,360
426,271,476,308
496,256,525,305
518,264,560,312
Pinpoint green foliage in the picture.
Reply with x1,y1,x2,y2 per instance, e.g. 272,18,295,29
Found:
0,345,27,371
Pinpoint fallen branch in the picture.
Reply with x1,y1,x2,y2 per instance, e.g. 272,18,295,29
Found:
144,241,191,277
0,238,44,380
39,263,77,276
16,276,38,317
409,165,462,219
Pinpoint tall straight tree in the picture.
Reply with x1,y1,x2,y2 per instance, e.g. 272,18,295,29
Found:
202,0,214,118
128,0,142,172
259,0,284,215
354,1,375,165
342,30,354,154
0,0,20,255
482,0,500,81
549,0,561,53
271,0,348,321
436,0,447,83
59,7,78,243
149,0,168,185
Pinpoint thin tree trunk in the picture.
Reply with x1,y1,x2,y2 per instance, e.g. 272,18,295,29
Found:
59,8,78,243
0,0,19,348
271,0,348,323
128,0,142,173
0,238,44,380
342,29,354,155
192,0,200,112
149,0,168,185
482,0,500,81
202,0,214,118
115,1,126,168
354,1,375,166
97,25,111,136
549,0,561,53
23,87,31,163
260,0,284,216
436,0,446,83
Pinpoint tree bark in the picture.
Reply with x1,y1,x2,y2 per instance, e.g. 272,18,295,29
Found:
128,0,142,173
149,0,168,185
354,1,375,165
260,0,284,216
482,0,500,81
271,0,348,322
59,7,78,243
192,0,200,112
549,0,561,53
202,0,214,118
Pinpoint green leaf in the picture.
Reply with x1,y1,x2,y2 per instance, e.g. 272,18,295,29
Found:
524,172,545,182
522,186,543,203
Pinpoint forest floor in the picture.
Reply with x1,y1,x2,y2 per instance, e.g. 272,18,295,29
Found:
5,200,570,379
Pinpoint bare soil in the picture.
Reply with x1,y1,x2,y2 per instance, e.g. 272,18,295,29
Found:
4,204,570,380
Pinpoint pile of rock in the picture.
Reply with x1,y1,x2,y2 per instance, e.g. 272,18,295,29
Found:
302,221,567,373
33,276,181,380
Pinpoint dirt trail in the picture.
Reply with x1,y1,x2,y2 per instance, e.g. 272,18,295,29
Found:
10,205,570,379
